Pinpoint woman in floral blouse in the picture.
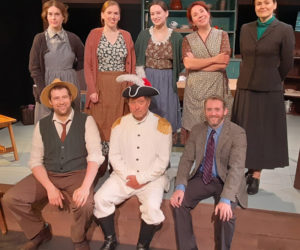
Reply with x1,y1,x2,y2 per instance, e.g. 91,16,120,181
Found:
135,0,183,142
84,0,135,163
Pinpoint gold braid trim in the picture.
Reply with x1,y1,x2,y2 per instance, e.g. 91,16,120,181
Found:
154,114,172,135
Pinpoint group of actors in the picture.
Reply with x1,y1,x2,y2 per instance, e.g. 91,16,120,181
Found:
2,0,295,250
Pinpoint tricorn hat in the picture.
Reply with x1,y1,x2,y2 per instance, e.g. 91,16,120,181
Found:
116,74,159,98
40,78,78,108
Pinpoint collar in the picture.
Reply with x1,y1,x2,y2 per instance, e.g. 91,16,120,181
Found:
208,121,224,137
257,16,275,27
52,108,74,124
132,111,150,124
149,26,172,45
47,27,65,40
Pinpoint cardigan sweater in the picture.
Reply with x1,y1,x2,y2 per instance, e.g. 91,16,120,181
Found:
29,30,84,101
135,28,184,93
84,27,136,108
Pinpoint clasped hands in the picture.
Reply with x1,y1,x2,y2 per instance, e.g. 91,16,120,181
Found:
47,185,89,209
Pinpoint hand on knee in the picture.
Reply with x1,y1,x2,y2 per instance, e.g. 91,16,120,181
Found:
215,202,232,222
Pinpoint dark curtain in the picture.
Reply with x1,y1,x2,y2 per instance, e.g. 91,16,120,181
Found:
0,2,141,120
65,3,141,44
0,0,42,119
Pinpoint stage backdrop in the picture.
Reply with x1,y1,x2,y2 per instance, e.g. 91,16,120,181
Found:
0,1,141,119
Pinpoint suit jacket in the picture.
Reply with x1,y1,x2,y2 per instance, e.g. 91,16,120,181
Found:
175,119,248,208
237,18,295,92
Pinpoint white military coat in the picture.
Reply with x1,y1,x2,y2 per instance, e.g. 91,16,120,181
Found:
94,111,172,224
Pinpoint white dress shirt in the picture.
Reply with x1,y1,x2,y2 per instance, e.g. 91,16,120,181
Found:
29,109,104,169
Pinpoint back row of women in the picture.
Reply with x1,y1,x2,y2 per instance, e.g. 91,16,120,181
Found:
29,0,294,195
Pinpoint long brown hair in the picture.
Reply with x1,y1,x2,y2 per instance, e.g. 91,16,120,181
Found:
41,0,69,25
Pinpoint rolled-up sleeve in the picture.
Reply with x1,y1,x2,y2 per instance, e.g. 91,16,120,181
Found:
85,116,105,166
29,122,44,169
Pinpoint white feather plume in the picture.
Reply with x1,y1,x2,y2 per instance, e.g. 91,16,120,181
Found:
135,66,146,78
116,74,145,86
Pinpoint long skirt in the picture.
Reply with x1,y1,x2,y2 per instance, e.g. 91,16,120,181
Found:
89,71,129,142
231,89,289,170
145,68,181,132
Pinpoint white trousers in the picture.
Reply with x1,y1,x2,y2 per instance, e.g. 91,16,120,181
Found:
94,172,168,225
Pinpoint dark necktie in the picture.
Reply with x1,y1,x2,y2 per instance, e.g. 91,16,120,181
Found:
202,130,216,184
60,120,71,142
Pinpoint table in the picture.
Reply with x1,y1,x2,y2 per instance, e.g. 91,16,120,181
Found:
0,115,19,161
177,79,237,102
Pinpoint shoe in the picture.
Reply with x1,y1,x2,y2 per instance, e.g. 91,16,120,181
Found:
137,221,162,250
20,223,52,250
74,239,90,250
246,173,254,185
247,177,260,195
101,235,118,250
245,171,253,185
94,214,117,250
136,242,148,250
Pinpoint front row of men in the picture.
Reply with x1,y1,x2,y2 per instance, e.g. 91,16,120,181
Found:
3,76,247,250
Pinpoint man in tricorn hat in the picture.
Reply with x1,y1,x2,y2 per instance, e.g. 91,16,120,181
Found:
3,78,104,250
93,74,172,250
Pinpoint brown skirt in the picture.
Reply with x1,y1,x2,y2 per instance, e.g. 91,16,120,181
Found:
89,71,129,141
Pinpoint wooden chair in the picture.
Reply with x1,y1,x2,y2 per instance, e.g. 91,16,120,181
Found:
0,115,19,161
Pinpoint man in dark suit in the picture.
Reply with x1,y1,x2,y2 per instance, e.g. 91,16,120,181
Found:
170,95,247,250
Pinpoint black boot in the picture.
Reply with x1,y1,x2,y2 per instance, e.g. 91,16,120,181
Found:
247,177,260,195
245,170,253,185
136,220,162,250
101,235,117,250
94,214,118,250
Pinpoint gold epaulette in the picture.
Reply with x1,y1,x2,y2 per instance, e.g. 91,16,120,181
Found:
112,117,122,129
155,114,172,135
